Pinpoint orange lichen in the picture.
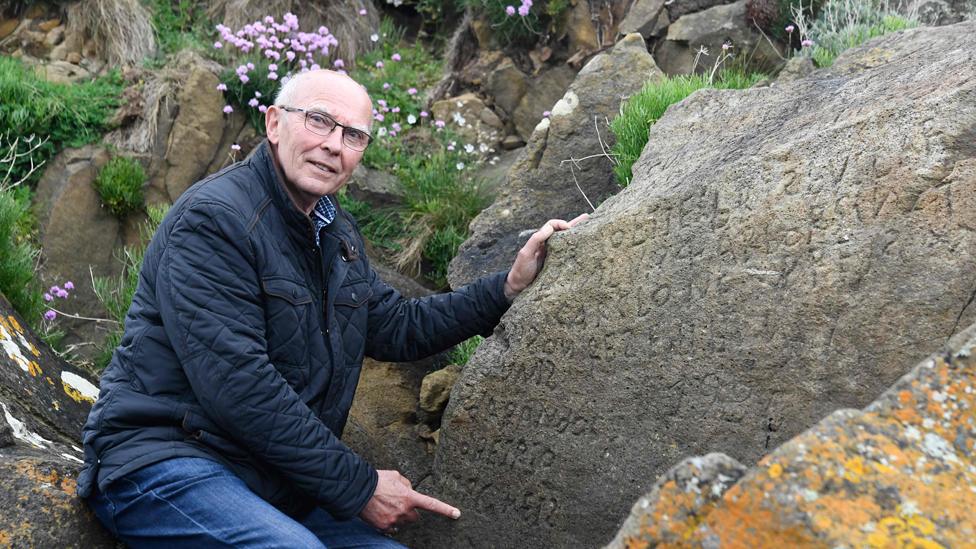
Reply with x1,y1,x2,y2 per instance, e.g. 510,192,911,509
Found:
27,361,41,377
6,315,20,333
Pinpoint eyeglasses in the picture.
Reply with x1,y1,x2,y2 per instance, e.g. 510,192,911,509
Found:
278,106,373,151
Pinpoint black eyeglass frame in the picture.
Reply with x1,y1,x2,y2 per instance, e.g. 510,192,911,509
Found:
278,105,373,151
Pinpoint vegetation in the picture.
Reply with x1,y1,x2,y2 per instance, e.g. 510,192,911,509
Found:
0,56,123,186
450,335,483,366
610,70,766,187
0,185,43,325
92,204,169,369
459,0,571,45
93,156,146,217
148,0,212,57
794,0,917,67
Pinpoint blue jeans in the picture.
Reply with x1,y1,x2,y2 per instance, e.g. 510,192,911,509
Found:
87,457,405,548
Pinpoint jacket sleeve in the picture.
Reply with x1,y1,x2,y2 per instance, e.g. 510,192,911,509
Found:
364,266,512,362
155,202,377,519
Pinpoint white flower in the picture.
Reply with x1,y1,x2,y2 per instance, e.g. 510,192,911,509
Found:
377,127,388,137
407,114,417,124
370,33,379,42
456,162,465,170
452,112,466,126
464,143,475,154
479,143,489,153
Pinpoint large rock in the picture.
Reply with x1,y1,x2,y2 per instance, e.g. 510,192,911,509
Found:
448,33,662,288
607,321,976,547
510,64,577,141
0,293,113,547
897,0,976,25
430,92,505,150
413,22,976,548
33,145,123,360
654,0,783,75
618,0,669,37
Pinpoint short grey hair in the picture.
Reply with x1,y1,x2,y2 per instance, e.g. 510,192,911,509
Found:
273,71,311,106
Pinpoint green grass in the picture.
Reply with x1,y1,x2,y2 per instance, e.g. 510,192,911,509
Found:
147,0,213,58
450,335,483,366
809,13,915,67
0,186,43,325
92,204,168,369
458,0,571,45
94,156,146,217
336,189,403,253
0,56,123,187
610,70,766,187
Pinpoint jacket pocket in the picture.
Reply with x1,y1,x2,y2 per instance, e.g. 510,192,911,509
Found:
262,277,313,305
334,278,371,308
261,277,312,387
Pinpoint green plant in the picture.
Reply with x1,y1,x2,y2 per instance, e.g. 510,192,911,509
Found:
791,0,917,67
148,0,212,57
610,69,765,187
0,186,43,325
459,0,569,45
93,156,146,216
0,57,123,186
92,204,169,369
450,335,483,366
336,189,402,253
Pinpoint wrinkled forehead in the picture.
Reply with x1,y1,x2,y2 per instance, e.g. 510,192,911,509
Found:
291,77,372,131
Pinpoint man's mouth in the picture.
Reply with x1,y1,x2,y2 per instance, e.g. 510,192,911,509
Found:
309,160,338,174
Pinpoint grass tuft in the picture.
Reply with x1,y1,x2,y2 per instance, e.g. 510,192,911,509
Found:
449,335,483,366
610,70,765,187
93,156,146,217
0,186,43,324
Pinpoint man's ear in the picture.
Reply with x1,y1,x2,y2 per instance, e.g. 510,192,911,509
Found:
266,106,281,145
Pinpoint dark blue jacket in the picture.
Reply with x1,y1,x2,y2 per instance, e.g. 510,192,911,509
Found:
76,141,510,518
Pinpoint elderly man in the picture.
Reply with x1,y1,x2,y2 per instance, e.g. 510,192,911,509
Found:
76,69,585,547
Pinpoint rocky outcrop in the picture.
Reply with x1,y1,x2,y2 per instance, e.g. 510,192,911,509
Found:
0,293,112,547
606,321,976,547
447,33,663,288
410,22,976,548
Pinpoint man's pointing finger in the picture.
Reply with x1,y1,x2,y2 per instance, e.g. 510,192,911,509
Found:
410,491,461,520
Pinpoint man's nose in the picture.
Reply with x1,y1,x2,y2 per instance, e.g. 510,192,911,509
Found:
320,127,344,154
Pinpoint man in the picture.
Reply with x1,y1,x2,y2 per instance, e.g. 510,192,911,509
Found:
77,69,586,547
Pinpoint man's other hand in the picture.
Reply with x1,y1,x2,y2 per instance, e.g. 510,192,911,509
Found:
504,213,589,301
360,470,460,533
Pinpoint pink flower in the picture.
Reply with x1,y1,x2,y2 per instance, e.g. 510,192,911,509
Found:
268,63,278,72
50,285,60,294
248,98,259,107
391,53,401,61
258,105,267,113
542,110,551,117
434,119,445,128
310,63,320,71
420,111,429,118
505,5,516,16
57,289,69,298
43,310,56,321
214,41,223,49
247,62,255,70
231,143,242,151
268,71,279,80
286,51,296,61
239,74,249,83
786,25,795,33
407,87,417,95
216,83,228,91
375,113,385,122
447,143,455,151
334,59,345,68
43,293,53,302
392,107,400,113
375,61,384,69
383,82,391,90
518,4,530,16
359,8,367,15
223,105,234,114
254,91,262,98
392,123,401,132
64,281,74,290
801,39,813,47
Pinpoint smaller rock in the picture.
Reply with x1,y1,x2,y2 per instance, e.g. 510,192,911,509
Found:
0,19,19,40
500,135,525,150
511,64,577,140
484,57,528,117
37,18,61,33
776,56,816,83
619,0,668,37
43,26,63,49
431,92,504,148
419,364,462,415
38,60,90,85
346,164,405,210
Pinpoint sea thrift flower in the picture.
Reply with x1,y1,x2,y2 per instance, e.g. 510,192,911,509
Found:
505,5,516,16
447,143,455,151
375,113,385,122
231,143,242,151
383,82,391,90
214,41,223,49
518,4,530,16
217,83,228,91
310,64,320,71
801,39,813,47
268,63,278,72
258,105,267,113
247,62,255,70
542,110,551,117
223,105,234,114
434,119,445,128
420,111,429,118
391,53,401,61
407,87,417,95
268,72,279,80
50,285,60,294
44,293,53,302
392,106,400,113
375,61,384,68
392,123,401,132
239,74,249,83
43,310,56,321
57,289,68,298
785,24,795,33
334,59,344,68
254,91,262,98
359,8,367,15
286,51,296,61
248,98,259,107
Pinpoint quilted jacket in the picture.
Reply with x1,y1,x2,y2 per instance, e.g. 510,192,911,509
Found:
76,141,511,518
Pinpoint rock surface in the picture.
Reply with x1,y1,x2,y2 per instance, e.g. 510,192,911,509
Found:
431,92,505,149
607,321,976,547
0,293,112,547
448,33,662,288
412,22,976,548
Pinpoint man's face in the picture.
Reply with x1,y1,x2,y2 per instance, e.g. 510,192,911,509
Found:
266,72,372,213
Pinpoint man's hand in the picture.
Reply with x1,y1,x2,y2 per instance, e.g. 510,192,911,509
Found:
504,214,589,301
360,470,460,533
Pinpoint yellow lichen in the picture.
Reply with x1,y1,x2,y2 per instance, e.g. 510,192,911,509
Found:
61,381,95,404
27,361,41,377
7,315,21,333
768,463,783,479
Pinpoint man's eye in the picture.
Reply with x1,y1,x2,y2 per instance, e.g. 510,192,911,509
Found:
345,129,367,143
307,113,331,126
